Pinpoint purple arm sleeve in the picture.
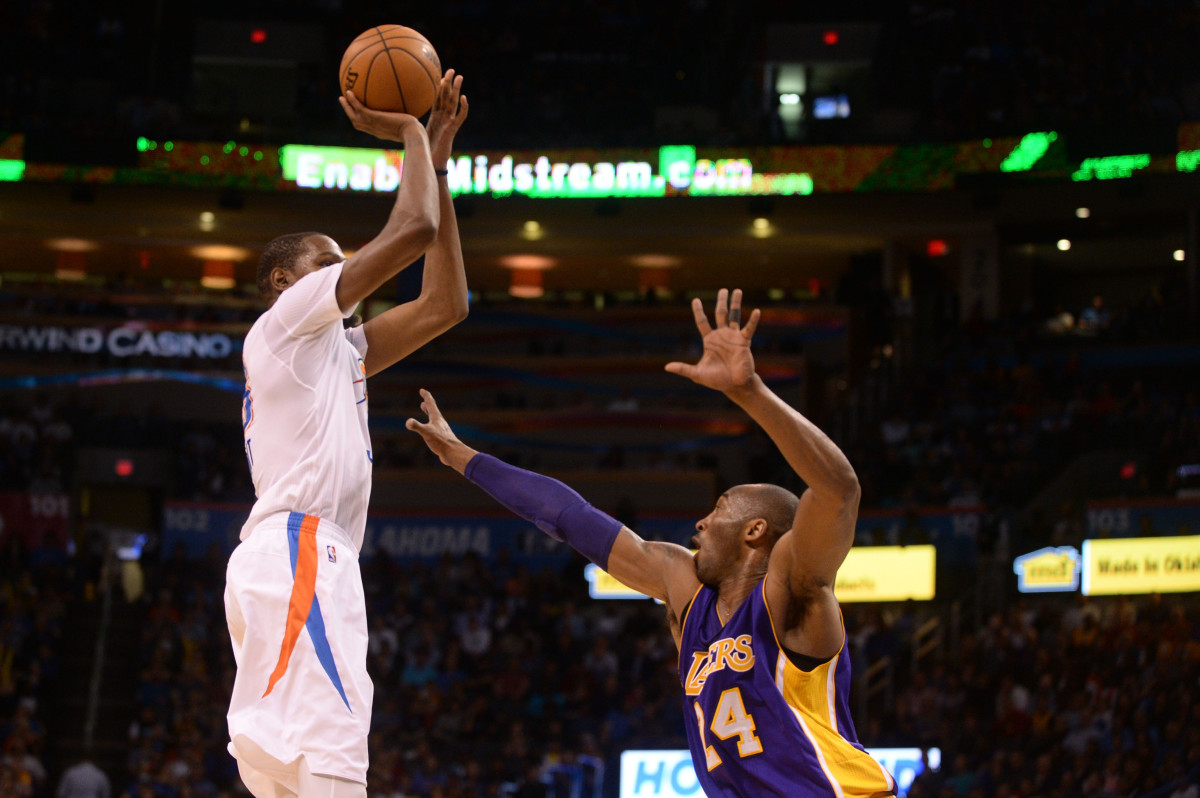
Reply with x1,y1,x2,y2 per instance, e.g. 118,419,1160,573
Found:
463,453,622,569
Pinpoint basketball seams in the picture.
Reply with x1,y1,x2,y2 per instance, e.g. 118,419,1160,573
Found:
341,26,419,78
362,50,387,109
376,34,433,44
367,25,406,114
340,40,384,89
389,45,438,106
374,25,417,113
366,50,400,111
343,37,387,66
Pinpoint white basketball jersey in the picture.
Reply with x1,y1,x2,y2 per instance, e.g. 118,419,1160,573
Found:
240,262,372,549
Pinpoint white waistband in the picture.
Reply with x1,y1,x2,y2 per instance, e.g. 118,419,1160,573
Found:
251,511,358,554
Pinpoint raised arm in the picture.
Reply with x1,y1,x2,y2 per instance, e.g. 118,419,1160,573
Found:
406,390,701,626
666,289,858,659
361,71,470,376
332,88,441,314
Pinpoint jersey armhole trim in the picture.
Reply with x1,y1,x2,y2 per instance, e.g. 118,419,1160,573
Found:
760,580,844,673
785,648,834,673
675,583,705,674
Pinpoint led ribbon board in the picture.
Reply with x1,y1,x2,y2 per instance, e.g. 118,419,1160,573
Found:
0,159,24,181
1081,535,1200,596
1178,150,1200,172
11,125,1200,193
999,131,1057,172
834,545,935,602
279,144,813,198
586,545,935,602
1071,154,1151,181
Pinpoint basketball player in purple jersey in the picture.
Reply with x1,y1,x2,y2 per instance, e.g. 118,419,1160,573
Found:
408,289,896,798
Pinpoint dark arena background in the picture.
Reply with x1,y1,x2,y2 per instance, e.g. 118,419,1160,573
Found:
2,2,1200,797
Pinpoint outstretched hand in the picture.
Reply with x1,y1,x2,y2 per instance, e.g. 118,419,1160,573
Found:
338,89,425,144
665,288,762,394
405,389,476,473
426,69,469,167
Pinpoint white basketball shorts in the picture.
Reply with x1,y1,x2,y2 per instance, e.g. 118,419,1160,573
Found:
225,511,373,791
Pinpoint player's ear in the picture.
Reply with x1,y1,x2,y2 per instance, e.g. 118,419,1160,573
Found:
744,518,770,545
270,266,292,293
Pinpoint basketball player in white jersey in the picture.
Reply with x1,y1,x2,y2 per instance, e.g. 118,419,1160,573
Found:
224,71,469,798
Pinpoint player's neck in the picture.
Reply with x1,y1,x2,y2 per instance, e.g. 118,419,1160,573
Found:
714,569,765,625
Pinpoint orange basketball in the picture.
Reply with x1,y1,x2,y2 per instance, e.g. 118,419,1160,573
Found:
339,25,441,117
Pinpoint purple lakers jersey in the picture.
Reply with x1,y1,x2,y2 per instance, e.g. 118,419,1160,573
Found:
678,583,895,798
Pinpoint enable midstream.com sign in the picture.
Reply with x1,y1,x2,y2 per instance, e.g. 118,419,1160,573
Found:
279,144,814,198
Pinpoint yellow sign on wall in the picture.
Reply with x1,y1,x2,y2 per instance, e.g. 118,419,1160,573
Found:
585,563,653,600
1082,535,1200,595
586,545,937,602
835,545,936,602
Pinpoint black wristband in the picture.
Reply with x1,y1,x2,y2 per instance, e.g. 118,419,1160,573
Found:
434,169,449,176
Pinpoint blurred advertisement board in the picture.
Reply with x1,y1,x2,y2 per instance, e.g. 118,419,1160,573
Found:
834,545,936,602
586,545,936,602
1013,546,1082,593
585,563,653,600
1081,535,1200,596
619,747,939,797
1012,534,1200,595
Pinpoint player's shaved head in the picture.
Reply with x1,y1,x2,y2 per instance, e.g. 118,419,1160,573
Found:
729,483,799,544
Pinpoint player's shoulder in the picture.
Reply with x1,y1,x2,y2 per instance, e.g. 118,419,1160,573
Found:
678,583,713,631
293,260,343,297
269,264,343,318
741,577,781,631
692,582,717,606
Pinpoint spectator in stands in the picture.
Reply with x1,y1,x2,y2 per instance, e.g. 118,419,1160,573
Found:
56,759,110,798
1079,296,1112,336
888,596,1199,798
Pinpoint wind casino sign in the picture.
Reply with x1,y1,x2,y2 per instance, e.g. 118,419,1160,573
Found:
279,144,814,198
0,324,235,360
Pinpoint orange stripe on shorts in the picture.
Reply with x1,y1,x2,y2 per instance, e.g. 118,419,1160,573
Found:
262,513,320,698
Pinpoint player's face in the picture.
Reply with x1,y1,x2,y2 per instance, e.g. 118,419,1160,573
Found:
691,491,745,585
287,235,346,285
